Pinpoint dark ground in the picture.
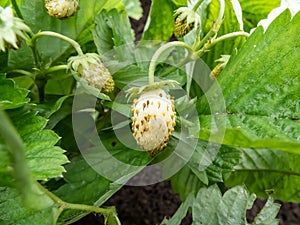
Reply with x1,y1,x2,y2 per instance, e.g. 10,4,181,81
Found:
73,1,300,224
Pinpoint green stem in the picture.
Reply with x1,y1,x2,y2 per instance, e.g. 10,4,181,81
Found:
35,76,47,103
210,31,250,46
160,54,193,77
148,41,193,85
36,182,117,223
192,0,204,11
31,31,84,56
194,0,225,51
217,0,225,23
196,31,250,57
45,65,68,75
7,69,35,78
0,109,40,207
64,203,116,215
53,207,64,225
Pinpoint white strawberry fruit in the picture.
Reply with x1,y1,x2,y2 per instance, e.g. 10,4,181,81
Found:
131,89,176,156
68,53,114,93
45,0,80,19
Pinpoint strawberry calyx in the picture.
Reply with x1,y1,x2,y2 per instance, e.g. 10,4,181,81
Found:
68,53,114,93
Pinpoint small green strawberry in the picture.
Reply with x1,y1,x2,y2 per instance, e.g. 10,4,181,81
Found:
174,7,201,38
210,55,230,79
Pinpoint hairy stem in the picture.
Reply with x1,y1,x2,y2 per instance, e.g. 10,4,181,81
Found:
36,182,117,224
45,65,68,74
194,0,225,51
196,31,250,57
148,41,193,85
7,69,35,78
31,31,84,56
192,0,204,12
0,109,46,208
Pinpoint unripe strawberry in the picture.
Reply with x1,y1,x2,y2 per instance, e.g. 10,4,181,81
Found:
174,16,194,38
131,89,176,156
0,6,31,51
68,53,114,93
174,7,201,38
45,0,80,19
210,55,231,80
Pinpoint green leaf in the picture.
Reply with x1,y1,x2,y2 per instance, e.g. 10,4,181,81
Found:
239,0,280,32
53,128,150,223
225,148,300,202
0,187,57,225
161,193,194,225
0,78,29,109
93,9,135,56
252,197,281,225
31,95,71,119
141,0,176,41
199,115,300,154
0,144,13,186
171,142,240,200
7,44,35,70
219,10,300,118
199,10,300,151
0,109,69,182
192,185,280,225
15,110,69,180
171,162,204,200
122,0,143,20
100,41,187,90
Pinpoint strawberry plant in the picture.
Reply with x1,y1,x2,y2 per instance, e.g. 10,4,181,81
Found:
0,0,299,224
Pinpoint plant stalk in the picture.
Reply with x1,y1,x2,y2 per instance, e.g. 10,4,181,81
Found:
45,65,69,74
35,182,117,224
148,41,193,85
31,31,84,56
192,0,204,12
196,31,250,57
0,109,45,208
194,0,225,51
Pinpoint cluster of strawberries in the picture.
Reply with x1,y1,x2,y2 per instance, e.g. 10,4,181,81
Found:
1,0,180,157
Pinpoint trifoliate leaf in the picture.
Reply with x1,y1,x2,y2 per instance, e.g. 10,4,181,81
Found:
93,9,135,56
192,185,280,225
0,78,29,109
